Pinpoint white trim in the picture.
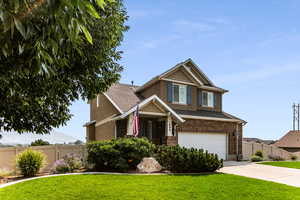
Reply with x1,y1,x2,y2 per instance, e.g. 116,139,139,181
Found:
83,120,96,127
96,95,100,107
152,101,166,113
95,114,118,127
139,111,167,116
103,93,123,114
200,85,227,93
120,95,185,123
186,58,215,86
158,62,184,79
182,64,204,86
179,114,243,123
161,78,198,86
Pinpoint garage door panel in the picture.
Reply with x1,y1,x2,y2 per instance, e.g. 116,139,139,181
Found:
178,132,227,160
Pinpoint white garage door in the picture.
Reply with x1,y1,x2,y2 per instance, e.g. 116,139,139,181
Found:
178,132,227,160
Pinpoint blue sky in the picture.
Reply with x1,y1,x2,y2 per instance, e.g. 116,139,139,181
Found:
58,0,300,141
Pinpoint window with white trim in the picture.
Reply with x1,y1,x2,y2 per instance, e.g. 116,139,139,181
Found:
202,91,214,107
173,84,187,104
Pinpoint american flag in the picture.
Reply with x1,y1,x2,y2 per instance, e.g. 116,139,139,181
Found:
132,105,140,137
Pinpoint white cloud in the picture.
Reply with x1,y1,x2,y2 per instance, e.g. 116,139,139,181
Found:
173,19,216,32
172,17,231,33
129,10,164,19
214,64,300,85
140,34,182,49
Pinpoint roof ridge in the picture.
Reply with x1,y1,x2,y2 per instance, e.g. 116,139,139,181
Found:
116,82,140,87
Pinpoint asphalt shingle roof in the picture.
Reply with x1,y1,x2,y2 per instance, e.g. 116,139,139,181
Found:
174,109,232,119
274,131,300,148
105,83,141,112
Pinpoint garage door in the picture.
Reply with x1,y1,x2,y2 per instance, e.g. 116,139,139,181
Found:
178,132,227,160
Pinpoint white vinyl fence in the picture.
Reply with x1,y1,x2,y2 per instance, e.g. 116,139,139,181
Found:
0,145,86,173
243,141,292,160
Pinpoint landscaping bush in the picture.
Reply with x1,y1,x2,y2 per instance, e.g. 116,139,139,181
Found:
16,149,45,177
51,153,83,174
268,155,285,161
30,139,50,146
87,137,155,172
154,145,223,172
254,150,263,158
251,155,263,162
291,155,298,161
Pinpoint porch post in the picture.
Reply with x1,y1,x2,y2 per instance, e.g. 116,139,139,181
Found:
165,113,173,136
127,113,134,136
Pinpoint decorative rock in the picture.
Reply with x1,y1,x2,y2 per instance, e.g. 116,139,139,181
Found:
137,157,162,173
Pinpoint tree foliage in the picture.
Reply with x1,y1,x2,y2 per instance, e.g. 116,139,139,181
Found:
0,0,128,134
30,139,50,146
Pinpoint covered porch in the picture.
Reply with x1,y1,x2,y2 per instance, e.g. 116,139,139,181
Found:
115,95,185,145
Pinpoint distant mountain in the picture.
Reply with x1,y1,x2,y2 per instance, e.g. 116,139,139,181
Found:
0,131,79,146
243,137,277,145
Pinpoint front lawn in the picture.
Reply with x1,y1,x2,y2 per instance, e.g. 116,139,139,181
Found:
259,161,300,169
1,174,300,200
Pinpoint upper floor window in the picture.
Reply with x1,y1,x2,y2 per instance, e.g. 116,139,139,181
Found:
173,84,187,104
202,91,214,107
167,82,192,105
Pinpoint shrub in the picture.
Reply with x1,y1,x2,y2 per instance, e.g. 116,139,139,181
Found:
154,145,223,173
16,149,45,177
51,153,83,174
254,150,263,158
251,155,263,162
87,137,155,172
291,155,298,161
268,155,285,161
31,139,50,146
52,160,70,174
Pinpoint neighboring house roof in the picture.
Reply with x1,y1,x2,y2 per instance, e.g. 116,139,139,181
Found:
135,58,228,93
104,83,140,113
243,138,276,145
274,131,300,148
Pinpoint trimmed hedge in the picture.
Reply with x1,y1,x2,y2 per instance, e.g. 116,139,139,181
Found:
87,137,155,172
155,145,223,172
87,138,223,173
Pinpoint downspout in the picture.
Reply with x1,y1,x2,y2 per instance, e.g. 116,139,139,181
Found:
235,123,239,161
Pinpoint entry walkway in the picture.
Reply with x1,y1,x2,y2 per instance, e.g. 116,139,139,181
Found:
219,161,300,187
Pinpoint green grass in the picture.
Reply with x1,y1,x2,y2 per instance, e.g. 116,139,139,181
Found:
259,161,300,169
1,174,300,200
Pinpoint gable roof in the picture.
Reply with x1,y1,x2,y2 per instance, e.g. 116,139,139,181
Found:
104,83,141,113
119,95,185,123
135,58,228,93
274,131,300,148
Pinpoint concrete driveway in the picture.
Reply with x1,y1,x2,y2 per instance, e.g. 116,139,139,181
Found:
219,162,300,187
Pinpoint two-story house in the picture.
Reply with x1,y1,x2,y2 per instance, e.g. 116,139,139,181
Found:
84,59,246,160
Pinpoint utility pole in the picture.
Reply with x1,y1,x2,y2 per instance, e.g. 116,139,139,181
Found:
293,103,300,131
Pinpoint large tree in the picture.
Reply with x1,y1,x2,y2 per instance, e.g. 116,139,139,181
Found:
0,0,128,134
